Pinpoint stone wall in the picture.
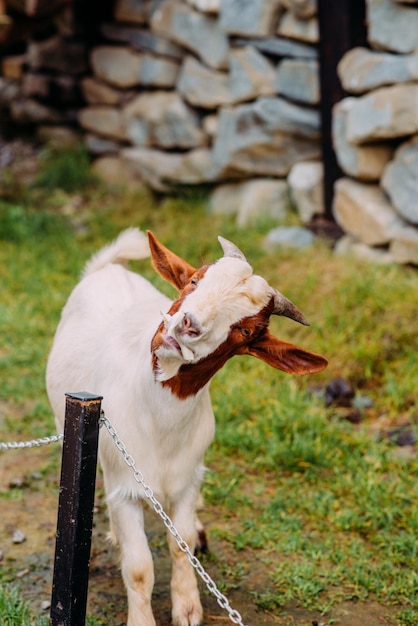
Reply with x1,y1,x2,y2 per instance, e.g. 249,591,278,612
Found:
0,3,89,136
1,0,418,264
78,0,323,230
332,0,418,265
0,0,326,230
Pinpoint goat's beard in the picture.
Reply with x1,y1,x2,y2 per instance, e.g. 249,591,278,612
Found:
151,329,190,382
153,356,182,382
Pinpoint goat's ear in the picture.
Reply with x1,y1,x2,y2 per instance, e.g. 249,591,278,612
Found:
238,331,328,375
147,231,197,290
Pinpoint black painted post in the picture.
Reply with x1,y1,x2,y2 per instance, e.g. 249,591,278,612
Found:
317,0,367,220
50,392,103,626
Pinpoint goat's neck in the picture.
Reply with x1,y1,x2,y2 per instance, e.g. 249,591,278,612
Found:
153,342,235,400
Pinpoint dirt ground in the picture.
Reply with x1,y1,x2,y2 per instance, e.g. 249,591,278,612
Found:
0,429,402,626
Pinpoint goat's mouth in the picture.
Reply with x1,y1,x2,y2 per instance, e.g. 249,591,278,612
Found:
162,334,181,352
161,333,195,362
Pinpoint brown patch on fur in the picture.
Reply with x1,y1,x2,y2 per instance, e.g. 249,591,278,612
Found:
147,230,197,290
152,298,327,399
150,264,212,357
158,303,273,399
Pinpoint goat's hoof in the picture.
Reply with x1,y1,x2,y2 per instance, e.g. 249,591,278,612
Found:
172,599,203,626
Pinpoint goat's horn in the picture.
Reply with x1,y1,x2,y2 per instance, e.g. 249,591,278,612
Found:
218,236,247,261
272,289,310,326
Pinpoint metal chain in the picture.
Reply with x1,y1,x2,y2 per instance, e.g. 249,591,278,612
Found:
99,411,248,626
0,433,63,450
1,414,248,625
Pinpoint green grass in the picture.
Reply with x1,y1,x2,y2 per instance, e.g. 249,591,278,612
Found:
0,145,417,625
0,583,103,625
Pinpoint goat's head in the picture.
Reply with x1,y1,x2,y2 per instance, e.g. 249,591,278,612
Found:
148,231,328,397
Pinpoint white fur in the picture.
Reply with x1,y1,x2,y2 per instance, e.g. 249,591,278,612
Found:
154,257,271,380
46,229,271,626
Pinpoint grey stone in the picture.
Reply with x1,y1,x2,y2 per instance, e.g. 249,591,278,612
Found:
229,47,277,103
177,56,231,108
138,53,179,87
264,226,315,250
367,0,418,54
276,58,319,104
178,48,276,109
92,155,148,189
219,0,282,37
122,146,221,190
288,161,324,222
185,0,219,12
114,0,153,24
78,106,127,141
334,235,395,264
91,46,179,88
277,12,319,44
235,36,317,60
381,135,418,225
338,47,418,94
90,46,141,88
10,99,63,124
280,0,317,19
208,182,244,216
101,23,184,60
202,114,219,139
12,529,26,544
123,91,207,149
389,225,418,264
179,148,222,182
213,97,320,177
209,179,289,226
0,78,20,106
122,147,183,191
230,95,320,139
236,179,290,226
85,133,124,155
151,1,229,70
344,84,418,145
332,97,393,181
37,126,81,148
333,178,405,246
81,77,135,106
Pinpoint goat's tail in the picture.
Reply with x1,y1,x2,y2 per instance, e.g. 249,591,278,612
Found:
82,228,150,277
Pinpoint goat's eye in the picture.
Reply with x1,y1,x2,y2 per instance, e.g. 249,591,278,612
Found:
241,328,251,338
190,277,198,285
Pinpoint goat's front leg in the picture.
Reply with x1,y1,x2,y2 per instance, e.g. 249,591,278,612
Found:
167,494,203,626
108,498,156,626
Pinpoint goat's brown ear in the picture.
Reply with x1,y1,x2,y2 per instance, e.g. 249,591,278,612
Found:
238,331,328,375
147,231,197,290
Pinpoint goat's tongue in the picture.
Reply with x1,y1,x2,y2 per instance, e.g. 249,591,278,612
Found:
163,334,181,350
163,334,194,362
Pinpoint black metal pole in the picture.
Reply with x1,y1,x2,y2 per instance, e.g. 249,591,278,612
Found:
50,392,102,626
317,0,367,220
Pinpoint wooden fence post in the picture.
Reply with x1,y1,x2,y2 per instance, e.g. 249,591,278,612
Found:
50,392,102,626
317,0,367,220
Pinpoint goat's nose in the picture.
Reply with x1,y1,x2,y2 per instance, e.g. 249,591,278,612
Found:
178,313,201,337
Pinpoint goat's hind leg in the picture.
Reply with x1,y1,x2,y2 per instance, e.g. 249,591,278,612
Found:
108,498,156,626
194,514,208,555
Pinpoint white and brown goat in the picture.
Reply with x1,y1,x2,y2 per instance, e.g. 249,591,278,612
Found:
46,229,327,626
